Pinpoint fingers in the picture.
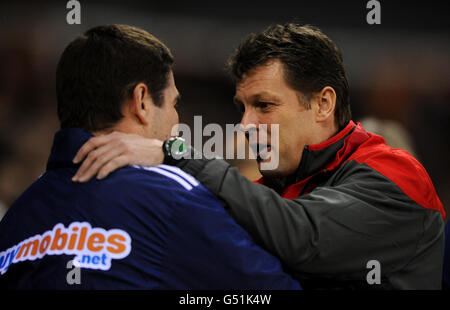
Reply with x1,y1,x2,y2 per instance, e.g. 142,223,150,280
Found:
72,141,124,182
73,135,110,164
97,156,130,180
72,132,163,183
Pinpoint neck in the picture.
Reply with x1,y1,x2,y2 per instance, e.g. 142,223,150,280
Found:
312,120,339,145
92,119,144,137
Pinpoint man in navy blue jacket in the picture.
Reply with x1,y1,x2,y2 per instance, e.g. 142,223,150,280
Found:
0,24,300,290
444,223,450,289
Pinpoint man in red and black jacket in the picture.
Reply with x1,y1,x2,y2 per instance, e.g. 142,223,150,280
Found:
73,23,446,289
172,119,446,289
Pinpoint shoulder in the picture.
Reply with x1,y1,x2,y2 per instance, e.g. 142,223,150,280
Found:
352,134,426,181
101,164,221,210
99,164,204,193
129,164,201,192
349,133,444,217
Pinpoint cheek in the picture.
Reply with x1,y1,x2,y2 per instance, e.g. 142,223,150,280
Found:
278,127,304,165
278,138,294,162
173,109,179,125
165,108,179,137
171,109,179,128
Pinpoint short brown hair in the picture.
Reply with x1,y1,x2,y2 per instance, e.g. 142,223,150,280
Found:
228,23,351,129
56,24,174,132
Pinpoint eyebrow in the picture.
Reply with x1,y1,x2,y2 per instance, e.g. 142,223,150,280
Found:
234,91,281,104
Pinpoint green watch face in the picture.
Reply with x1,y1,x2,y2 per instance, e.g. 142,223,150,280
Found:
168,137,188,159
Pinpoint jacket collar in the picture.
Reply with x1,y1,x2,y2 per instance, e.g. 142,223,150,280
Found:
46,128,94,171
260,120,371,190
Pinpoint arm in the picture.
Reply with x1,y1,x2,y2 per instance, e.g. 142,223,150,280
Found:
176,158,444,283
160,182,301,290
71,132,444,285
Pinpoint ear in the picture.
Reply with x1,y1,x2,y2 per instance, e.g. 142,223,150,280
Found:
130,83,153,126
315,86,336,123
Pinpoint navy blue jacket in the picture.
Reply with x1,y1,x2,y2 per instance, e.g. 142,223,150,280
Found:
0,128,301,290
444,223,450,289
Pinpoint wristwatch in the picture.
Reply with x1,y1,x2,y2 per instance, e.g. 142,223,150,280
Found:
162,137,189,164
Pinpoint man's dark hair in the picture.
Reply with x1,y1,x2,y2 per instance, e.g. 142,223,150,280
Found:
56,24,174,132
228,23,351,129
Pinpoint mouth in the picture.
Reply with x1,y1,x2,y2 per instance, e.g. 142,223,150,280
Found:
250,144,271,161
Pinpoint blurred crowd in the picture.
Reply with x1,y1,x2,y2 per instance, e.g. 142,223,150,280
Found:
0,1,449,220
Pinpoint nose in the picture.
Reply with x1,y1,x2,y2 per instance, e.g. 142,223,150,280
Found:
240,109,258,132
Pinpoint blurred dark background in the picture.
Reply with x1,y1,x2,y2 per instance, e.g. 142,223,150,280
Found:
0,0,449,219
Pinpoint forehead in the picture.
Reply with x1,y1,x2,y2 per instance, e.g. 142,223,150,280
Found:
235,60,291,100
166,70,175,88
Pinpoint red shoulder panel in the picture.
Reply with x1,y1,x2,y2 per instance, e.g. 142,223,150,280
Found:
350,133,445,219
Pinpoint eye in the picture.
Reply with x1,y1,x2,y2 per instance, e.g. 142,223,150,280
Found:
255,101,273,112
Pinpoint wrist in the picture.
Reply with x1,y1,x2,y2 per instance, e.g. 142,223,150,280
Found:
162,137,190,165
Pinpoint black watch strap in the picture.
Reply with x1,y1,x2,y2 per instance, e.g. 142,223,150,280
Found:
162,137,189,165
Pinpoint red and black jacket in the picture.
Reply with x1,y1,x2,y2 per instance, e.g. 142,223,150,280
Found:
177,120,446,289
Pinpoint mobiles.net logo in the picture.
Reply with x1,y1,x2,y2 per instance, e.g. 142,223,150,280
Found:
0,222,132,275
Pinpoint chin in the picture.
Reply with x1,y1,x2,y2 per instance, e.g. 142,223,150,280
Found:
257,158,298,179
258,162,287,179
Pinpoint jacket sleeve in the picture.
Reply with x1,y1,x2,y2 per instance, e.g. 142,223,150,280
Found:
176,158,445,284
158,179,301,290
